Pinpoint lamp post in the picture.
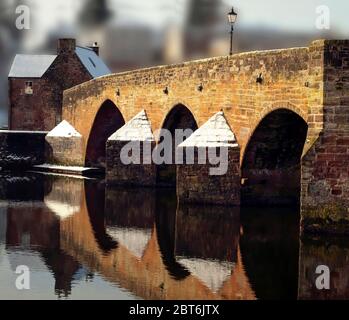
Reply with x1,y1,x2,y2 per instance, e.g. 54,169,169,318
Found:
228,7,238,55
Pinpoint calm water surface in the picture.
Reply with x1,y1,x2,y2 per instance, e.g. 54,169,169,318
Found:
0,173,348,300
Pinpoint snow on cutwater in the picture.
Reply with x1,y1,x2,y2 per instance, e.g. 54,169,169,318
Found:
46,120,82,138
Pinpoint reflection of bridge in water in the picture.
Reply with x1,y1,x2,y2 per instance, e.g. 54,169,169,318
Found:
62,179,255,300
1,174,349,300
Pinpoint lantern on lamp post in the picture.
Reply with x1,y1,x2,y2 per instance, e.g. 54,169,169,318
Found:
227,7,238,55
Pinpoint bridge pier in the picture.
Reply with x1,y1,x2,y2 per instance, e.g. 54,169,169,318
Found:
177,112,241,206
45,120,84,166
301,40,349,235
106,110,157,187
301,131,349,235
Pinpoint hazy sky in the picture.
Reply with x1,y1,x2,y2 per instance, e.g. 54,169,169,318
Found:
26,0,349,35
113,0,349,34
228,0,349,34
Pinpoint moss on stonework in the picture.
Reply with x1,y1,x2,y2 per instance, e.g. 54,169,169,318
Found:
301,234,349,249
302,223,349,236
302,241,349,262
302,203,349,222
301,202,349,235
301,217,349,236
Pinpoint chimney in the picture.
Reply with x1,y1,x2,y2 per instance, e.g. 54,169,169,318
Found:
57,38,76,55
88,42,100,56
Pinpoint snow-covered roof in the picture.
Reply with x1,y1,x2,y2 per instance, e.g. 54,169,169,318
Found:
46,120,82,138
8,54,57,78
108,110,154,142
75,46,111,78
9,46,111,79
179,111,238,148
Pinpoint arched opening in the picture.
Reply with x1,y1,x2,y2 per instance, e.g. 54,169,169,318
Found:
85,100,125,168
242,109,308,206
157,104,198,186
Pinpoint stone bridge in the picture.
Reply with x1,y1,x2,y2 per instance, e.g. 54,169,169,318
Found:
56,39,349,235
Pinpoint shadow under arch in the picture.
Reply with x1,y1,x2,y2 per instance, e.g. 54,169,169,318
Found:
157,104,198,186
241,108,308,206
85,100,125,168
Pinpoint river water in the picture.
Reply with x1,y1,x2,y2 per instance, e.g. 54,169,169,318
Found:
0,173,348,300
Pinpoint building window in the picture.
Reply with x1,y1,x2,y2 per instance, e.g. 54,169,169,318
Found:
25,81,33,95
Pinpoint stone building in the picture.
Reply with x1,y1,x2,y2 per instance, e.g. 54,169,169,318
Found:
8,38,111,131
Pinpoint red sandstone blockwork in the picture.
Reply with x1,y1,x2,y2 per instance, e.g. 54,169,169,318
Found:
301,41,349,234
177,148,241,206
106,140,157,187
63,41,323,162
61,40,349,234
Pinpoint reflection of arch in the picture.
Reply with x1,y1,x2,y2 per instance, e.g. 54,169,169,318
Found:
157,104,198,186
242,108,308,206
84,180,118,253
85,100,125,168
239,206,300,300
155,189,190,280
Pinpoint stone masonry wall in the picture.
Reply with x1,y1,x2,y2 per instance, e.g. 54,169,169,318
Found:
9,49,92,131
63,41,322,165
177,147,241,206
106,140,156,187
45,135,85,166
0,131,47,169
9,78,59,131
301,40,349,235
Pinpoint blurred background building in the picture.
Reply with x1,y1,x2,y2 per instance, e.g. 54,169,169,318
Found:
0,0,348,128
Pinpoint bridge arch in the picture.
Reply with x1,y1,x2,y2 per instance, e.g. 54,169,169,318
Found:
158,103,199,137
242,102,308,161
157,104,198,186
241,108,308,206
85,99,125,168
